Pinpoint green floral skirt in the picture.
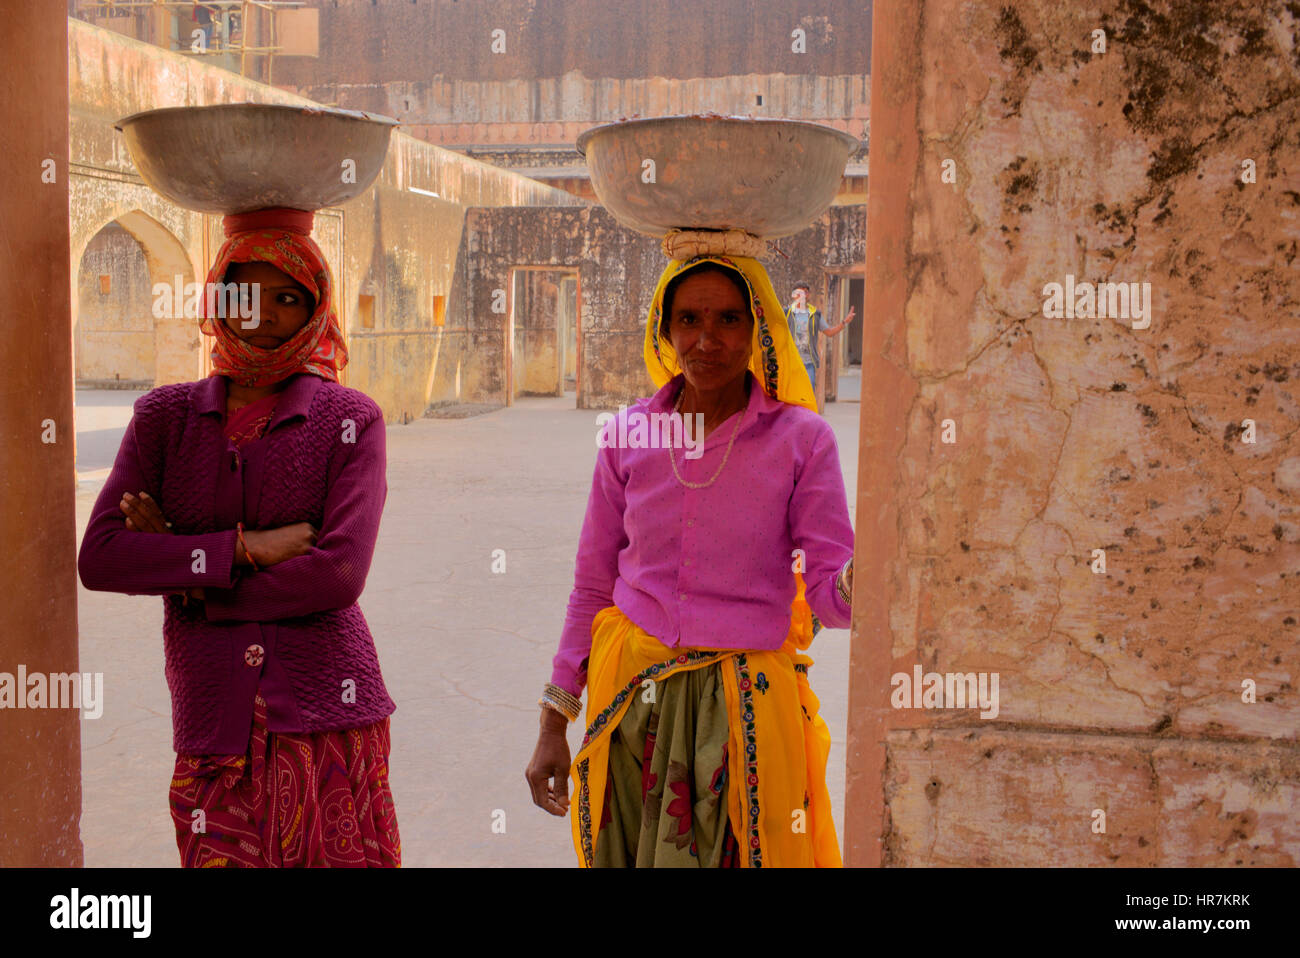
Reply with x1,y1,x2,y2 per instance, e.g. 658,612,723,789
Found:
593,661,740,867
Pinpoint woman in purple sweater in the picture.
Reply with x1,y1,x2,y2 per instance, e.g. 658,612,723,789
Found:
526,241,855,867
78,207,399,867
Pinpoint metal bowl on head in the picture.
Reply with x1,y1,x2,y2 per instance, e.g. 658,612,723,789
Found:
577,114,861,240
115,103,399,215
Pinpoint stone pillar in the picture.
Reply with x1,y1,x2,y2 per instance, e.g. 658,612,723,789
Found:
845,0,1299,866
0,6,83,865
844,0,921,868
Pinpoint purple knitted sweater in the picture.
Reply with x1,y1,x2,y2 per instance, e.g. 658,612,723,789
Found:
78,373,395,754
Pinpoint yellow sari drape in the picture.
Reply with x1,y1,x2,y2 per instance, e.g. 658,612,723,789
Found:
571,579,841,868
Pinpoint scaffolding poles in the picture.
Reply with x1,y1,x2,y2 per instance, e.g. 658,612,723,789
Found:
72,0,305,81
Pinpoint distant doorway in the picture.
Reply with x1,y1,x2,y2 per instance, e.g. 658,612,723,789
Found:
845,276,865,365
74,211,196,388
76,221,155,387
560,275,579,394
506,266,581,404
821,270,866,403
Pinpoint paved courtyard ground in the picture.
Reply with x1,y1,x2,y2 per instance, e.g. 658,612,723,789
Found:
73,371,861,866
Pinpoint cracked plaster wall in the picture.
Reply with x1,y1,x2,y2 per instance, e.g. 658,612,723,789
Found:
848,0,1299,866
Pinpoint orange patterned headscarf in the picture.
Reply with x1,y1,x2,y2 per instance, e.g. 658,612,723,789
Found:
198,207,349,387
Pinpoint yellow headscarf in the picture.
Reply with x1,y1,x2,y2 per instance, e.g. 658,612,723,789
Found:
643,254,818,414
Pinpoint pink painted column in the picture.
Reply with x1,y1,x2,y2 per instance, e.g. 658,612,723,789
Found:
843,0,922,868
0,5,83,865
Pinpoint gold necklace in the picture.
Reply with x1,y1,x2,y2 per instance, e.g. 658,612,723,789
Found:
669,390,747,489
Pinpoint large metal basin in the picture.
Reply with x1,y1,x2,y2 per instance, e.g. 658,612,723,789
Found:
115,103,399,214
577,115,860,239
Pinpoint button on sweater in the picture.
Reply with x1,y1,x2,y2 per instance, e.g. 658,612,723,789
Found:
78,373,395,754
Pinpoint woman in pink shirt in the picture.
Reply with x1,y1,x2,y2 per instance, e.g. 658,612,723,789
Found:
526,242,855,867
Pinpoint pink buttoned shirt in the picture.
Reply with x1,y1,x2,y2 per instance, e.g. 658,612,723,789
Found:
551,372,855,696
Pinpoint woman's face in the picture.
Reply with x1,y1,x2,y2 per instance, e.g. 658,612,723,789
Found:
667,270,753,395
222,261,314,350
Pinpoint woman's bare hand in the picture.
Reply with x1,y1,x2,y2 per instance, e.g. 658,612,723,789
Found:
526,711,572,816
240,522,318,567
119,492,172,533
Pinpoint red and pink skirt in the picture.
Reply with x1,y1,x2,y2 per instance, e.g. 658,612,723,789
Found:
169,693,400,867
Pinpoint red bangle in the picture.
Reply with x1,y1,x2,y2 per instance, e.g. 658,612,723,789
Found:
236,522,259,572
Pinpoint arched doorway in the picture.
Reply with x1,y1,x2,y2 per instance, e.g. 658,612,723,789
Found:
73,210,199,389
75,221,154,387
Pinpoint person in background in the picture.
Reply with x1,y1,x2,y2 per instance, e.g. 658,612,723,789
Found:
192,2,216,50
785,281,855,412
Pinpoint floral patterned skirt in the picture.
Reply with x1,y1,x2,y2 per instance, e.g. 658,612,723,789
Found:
593,661,740,867
169,693,400,867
